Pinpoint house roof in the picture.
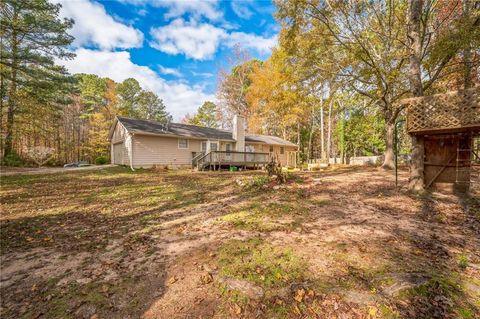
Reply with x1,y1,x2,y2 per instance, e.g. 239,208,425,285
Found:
116,116,234,140
114,116,297,147
245,134,298,147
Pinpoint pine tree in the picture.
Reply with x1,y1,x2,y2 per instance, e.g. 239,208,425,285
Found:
1,0,74,157
189,101,218,128
137,90,170,123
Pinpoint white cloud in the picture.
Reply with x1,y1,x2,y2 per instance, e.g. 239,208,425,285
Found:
55,0,143,50
227,32,277,54
150,19,277,60
192,71,214,78
150,19,227,60
119,0,222,21
231,1,254,19
58,49,214,120
158,65,182,77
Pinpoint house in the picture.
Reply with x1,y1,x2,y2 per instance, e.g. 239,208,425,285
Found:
108,115,298,170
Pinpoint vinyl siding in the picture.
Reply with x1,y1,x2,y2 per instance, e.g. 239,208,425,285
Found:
132,135,201,168
110,122,297,168
111,122,131,166
111,122,127,143
246,143,297,166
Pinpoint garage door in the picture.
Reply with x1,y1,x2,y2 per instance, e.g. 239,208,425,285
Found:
113,143,124,165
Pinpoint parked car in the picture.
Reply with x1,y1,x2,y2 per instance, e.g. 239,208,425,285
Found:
63,161,90,168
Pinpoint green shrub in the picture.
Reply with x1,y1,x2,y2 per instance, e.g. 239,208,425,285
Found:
2,151,24,167
457,254,469,270
253,175,270,187
94,156,108,165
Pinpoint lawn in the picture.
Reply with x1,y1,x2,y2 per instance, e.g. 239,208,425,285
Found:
1,166,479,319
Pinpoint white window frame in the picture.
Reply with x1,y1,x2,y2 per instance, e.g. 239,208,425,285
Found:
280,146,285,154
225,143,232,157
201,141,207,152
209,141,219,151
178,138,189,149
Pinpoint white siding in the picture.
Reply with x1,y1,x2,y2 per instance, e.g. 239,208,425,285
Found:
246,143,297,166
132,135,201,168
111,122,131,166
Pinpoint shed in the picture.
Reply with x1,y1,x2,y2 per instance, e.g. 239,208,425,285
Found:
402,88,480,191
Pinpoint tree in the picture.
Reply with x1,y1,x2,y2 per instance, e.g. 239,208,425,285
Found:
247,48,303,140
76,74,107,113
188,101,218,128
116,78,142,116
406,0,480,191
407,0,425,192
217,45,262,128
276,0,479,169
24,146,54,167
1,0,74,157
137,90,170,123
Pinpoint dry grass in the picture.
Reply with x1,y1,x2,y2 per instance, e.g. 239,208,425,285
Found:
1,166,479,319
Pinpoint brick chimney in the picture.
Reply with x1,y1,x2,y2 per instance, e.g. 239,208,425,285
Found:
232,114,245,152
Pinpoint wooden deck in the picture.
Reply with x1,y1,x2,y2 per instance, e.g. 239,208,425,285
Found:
193,151,269,170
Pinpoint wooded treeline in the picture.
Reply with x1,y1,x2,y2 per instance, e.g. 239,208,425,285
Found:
213,0,479,168
1,0,170,165
1,0,479,168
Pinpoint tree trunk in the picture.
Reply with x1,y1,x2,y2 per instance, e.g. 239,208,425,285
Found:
340,108,346,164
327,99,333,162
382,121,395,170
408,135,425,191
407,0,425,191
307,104,314,162
320,103,325,160
4,9,18,158
463,0,472,89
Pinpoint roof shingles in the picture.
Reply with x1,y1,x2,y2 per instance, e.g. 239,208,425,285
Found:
116,116,297,147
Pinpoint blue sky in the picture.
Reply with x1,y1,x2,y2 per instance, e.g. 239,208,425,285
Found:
54,0,279,120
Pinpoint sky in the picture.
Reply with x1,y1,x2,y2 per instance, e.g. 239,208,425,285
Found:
53,0,279,120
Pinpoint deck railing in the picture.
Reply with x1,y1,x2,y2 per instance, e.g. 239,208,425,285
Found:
402,88,479,134
195,150,270,169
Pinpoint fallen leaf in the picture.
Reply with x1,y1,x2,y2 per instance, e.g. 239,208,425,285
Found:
168,276,178,285
294,288,305,303
233,303,242,315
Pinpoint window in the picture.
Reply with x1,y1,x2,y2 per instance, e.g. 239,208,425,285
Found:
225,143,232,155
178,138,188,149
280,147,285,155
201,141,207,152
269,145,274,153
210,142,218,151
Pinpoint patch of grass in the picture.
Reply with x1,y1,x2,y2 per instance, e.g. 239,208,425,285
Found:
220,202,309,232
308,194,331,206
457,254,469,270
217,238,307,289
252,175,270,187
378,304,400,319
458,307,476,319
400,275,459,299
397,273,479,317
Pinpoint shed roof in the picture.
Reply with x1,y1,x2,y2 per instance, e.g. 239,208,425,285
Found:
114,116,298,147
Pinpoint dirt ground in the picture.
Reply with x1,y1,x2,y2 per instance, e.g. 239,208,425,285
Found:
1,166,479,319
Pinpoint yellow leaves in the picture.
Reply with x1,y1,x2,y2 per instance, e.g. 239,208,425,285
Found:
367,306,378,318
168,276,178,285
233,303,242,315
247,47,304,136
294,288,306,302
